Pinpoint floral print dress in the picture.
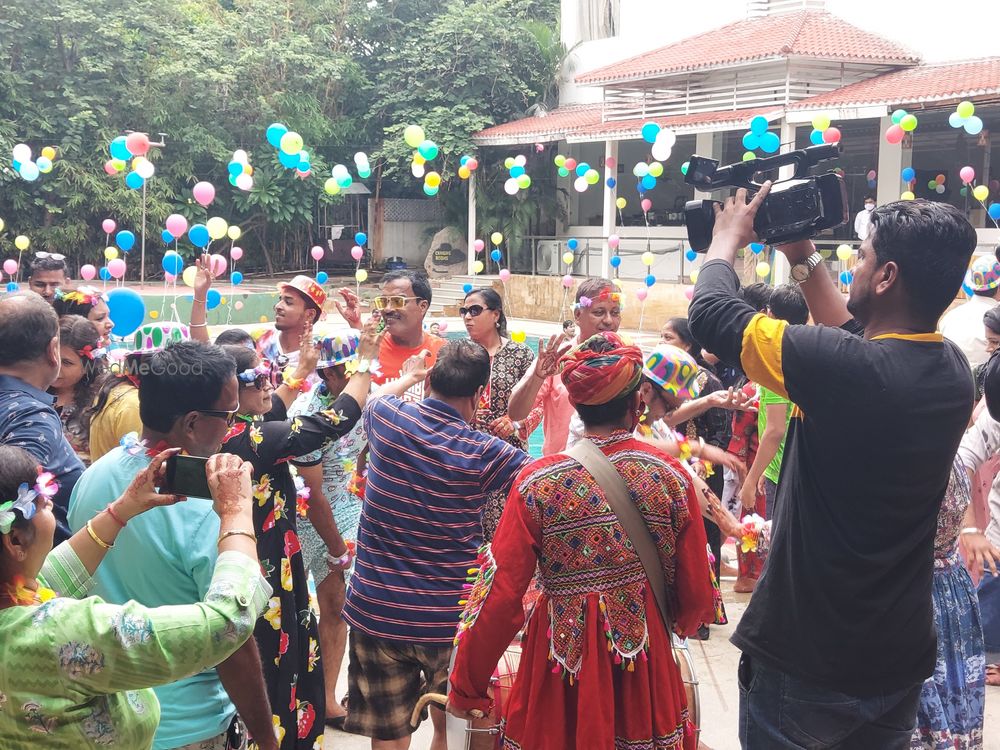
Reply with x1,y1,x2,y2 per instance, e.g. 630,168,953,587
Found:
222,395,362,750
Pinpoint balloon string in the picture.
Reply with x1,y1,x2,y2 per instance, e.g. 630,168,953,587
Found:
638,298,646,334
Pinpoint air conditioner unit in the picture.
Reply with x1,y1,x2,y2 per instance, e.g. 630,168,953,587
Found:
537,240,561,272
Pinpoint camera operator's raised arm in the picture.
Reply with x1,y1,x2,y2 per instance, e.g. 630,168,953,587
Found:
777,239,853,328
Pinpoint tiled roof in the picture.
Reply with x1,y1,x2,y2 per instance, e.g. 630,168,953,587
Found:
575,11,919,85
789,57,1000,110
473,105,603,145
567,108,784,143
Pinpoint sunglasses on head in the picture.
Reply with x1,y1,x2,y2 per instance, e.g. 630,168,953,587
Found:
459,304,493,318
238,362,277,390
35,252,66,261
372,295,421,311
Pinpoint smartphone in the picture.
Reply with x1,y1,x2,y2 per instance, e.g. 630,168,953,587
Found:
163,455,212,498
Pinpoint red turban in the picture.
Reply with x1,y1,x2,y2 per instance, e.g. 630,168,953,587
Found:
560,332,643,406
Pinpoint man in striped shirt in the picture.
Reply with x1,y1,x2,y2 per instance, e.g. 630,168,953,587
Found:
343,339,531,748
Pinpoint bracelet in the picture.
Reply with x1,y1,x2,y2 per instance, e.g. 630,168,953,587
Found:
960,527,984,536
674,431,693,462
510,419,523,433
193,297,206,304
218,529,257,545
326,549,354,568
86,519,114,550
105,503,127,528
281,371,309,392
353,359,373,374
190,323,208,328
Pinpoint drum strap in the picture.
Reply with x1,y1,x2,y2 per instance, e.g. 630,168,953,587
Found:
566,439,675,636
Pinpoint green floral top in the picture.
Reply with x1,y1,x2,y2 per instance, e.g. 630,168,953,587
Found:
0,545,271,749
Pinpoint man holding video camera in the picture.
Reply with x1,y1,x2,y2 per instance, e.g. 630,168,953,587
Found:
689,184,976,748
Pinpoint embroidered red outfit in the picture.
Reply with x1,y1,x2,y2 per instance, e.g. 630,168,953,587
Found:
449,432,715,750
727,381,767,579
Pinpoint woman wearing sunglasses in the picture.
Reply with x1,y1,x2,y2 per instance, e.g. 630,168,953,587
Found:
53,286,115,346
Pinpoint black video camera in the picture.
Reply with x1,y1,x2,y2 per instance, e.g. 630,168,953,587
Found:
683,144,848,252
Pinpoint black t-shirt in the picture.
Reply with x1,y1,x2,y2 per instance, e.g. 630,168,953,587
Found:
689,260,973,696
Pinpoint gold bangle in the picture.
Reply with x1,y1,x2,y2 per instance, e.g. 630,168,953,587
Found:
86,519,114,550
218,529,257,545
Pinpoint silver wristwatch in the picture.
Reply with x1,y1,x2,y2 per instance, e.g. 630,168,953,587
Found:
790,252,824,284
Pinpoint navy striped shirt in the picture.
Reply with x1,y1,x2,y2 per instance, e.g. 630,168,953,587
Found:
344,395,530,644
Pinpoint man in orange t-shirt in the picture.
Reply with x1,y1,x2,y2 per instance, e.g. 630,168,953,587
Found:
336,271,444,400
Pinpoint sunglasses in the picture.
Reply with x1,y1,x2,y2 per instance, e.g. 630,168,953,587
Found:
372,295,421,311
35,252,66,261
238,362,277,390
196,408,239,426
459,304,493,318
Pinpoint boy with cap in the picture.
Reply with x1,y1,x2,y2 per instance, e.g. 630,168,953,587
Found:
941,255,1000,368
256,274,327,372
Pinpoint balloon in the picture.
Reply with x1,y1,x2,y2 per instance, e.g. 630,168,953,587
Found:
210,254,227,275
266,123,288,147
36,156,52,173
572,176,587,193
927,179,938,190
161,251,184,275
422,184,439,197
839,271,853,285
107,258,127,279
641,122,661,143
164,272,176,283
188,224,210,247
466,158,478,171
564,158,577,171
498,269,511,282
648,162,663,178
350,245,364,261
836,244,852,261
234,301,244,311
742,132,760,150
228,161,244,177
490,232,503,246
760,132,780,153
165,214,188,238
231,246,244,261
755,262,771,278
324,178,341,195
355,268,368,283
811,114,831,132
632,162,649,178
104,247,119,261
751,115,770,135
227,226,242,241
636,288,648,302
641,174,656,190
742,152,757,162
316,271,328,284
310,246,324,261
511,165,526,178
513,155,527,168
125,132,150,156
562,252,575,265
182,266,198,287
960,166,976,184
417,140,439,160
425,171,441,188
279,150,300,169
561,274,573,288
279,131,303,155
192,181,215,207
608,235,620,249
609,255,622,268
957,101,975,119
606,177,617,188
11,144,31,163
111,159,126,172
900,114,918,132
807,128,823,146
891,109,907,125
935,184,946,194
949,112,965,129
490,249,502,262
641,198,652,213
2,259,17,275
115,230,136,252
99,218,116,235
685,249,697,261
105,288,146,336
458,165,471,179
515,174,531,189
641,251,655,266
17,161,40,181
462,283,473,294
615,197,627,210
103,160,118,176
973,185,990,202
867,170,877,181
403,125,425,149
99,267,111,281
205,217,227,241
206,289,222,310
885,125,904,144
989,203,1000,221
901,191,915,200
161,230,174,244
109,136,131,161
14,235,29,251
750,242,765,255
901,167,915,182
964,116,984,135
473,260,484,274
232,271,246,286
471,239,484,254
822,127,841,144
645,274,656,288
554,154,566,167
125,171,144,190
235,173,253,191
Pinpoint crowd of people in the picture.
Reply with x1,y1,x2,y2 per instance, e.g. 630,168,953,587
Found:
0,190,998,750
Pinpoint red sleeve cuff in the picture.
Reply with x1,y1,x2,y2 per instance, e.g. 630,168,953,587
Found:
447,689,492,716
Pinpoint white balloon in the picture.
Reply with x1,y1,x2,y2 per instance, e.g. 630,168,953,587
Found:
573,176,588,193
411,162,425,178
504,177,520,195
632,162,649,178
332,163,350,178
651,142,672,162
235,173,253,191
935,184,946,194
12,143,31,163
135,159,155,179
514,155,527,167
655,128,677,149
232,149,249,164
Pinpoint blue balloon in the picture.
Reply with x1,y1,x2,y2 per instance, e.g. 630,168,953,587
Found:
809,129,825,145
948,112,965,129
640,174,657,190
989,203,1000,221
685,249,697,261
11,159,20,171
315,271,328,284
231,271,244,286
161,251,184,275
228,161,244,177
5,281,17,292
645,274,656,287
460,155,470,166
125,171,144,190
490,249,502,262
839,271,853,285
109,136,131,161
116,230,136,252
567,238,579,250
161,230,174,244
742,132,760,150
99,267,112,281
750,242,765,255
750,116,769,136
462,283,473,294
355,232,367,246
106,287,146,337
867,179,877,189
278,150,299,168
188,224,209,248
609,255,622,268
266,122,288,148
901,167,915,182
606,177,616,188
641,122,660,144
510,165,525,178
760,132,780,154
206,289,222,310
296,162,311,174
575,163,589,178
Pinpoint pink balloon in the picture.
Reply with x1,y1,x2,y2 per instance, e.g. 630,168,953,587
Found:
437,322,449,333
684,285,694,301
103,160,117,176
473,239,485,253
3,259,17,275
605,157,617,169
165,213,188,237
80,264,97,281
499,269,511,282
164,272,176,283
960,166,976,184
608,234,620,249
192,181,215,207
636,288,648,301
230,246,243,261
822,127,841,144
350,245,364,261
125,132,150,156
885,125,904,145
107,259,126,279
102,219,116,234
210,253,227,275
641,198,653,213
234,301,244,311
562,274,574,288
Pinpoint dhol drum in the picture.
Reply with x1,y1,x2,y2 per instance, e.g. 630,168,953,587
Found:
673,634,701,741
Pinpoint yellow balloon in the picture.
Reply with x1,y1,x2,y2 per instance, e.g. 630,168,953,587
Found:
413,152,426,166
41,146,56,161
259,315,268,323
510,330,526,343
149,310,159,319
324,178,341,195
612,277,623,287
900,190,915,200
243,164,253,175
111,159,126,172
0,218,4,233
220,297,227,305
473,260,484,274
648,162,663,178
14,235,29,251
835,244,852,261
641,251,655,266
562,252,575,265
458,165,471,180
490,232,503,246
206,217,228,240
355,268,368,283
973,185,990,202
425,171,441,188
227,226,242,241
104,247,118,261
403,124,425,149
755,262,771,278
689,269,699,283
182,266,198,287
616,197,627,210
811,114,831,132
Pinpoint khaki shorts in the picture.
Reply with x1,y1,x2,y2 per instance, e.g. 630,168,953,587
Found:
344,629,451,740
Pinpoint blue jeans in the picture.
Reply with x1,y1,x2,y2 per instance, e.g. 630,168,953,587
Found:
764,478,778,520
978,572,1000,661
739,654,922,749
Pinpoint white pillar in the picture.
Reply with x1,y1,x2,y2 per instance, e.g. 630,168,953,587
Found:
772,119,798,284
693,131,723,201
467,170,476,276
876,115,910,208
600,139,619,279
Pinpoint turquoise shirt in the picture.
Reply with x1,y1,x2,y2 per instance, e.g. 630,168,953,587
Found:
68,447,231,749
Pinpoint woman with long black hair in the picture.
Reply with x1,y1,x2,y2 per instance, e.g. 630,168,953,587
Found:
49,316,107,464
